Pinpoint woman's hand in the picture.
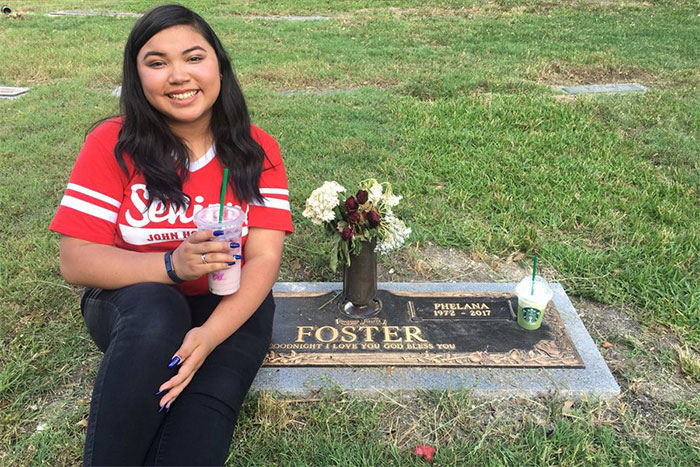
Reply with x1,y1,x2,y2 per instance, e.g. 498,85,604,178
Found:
156,326,219,411
170,230,239,281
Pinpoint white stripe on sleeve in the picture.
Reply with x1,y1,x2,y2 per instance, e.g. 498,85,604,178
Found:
259,188,289,197
249,197,290,211
61,195,118,223
67,183,121,208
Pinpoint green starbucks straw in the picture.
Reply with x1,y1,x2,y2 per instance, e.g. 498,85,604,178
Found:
218,168,229,223
531,255,538,295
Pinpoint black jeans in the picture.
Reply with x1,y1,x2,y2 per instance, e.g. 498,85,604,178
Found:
80,282,274,466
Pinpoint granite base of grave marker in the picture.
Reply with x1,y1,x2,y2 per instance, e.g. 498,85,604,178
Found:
559,83,647,95
252,282,620,400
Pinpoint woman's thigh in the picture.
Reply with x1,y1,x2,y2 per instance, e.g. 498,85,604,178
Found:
81,282,192,352
81,283,193,466
147,292,275,465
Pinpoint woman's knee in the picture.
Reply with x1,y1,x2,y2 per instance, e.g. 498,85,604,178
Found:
118,283,191,333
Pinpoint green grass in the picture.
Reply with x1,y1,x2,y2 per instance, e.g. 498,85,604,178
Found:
1,0,699,464
227,390,700,465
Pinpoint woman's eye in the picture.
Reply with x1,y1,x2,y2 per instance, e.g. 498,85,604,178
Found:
188,56,203,63
148,61,164,68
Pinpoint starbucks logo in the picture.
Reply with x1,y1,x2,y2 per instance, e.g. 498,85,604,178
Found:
521,307,541,323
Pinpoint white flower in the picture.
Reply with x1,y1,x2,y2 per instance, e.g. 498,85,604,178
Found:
367,181,383,205
377,214,411,254
382,193,402,208
302,181,345,225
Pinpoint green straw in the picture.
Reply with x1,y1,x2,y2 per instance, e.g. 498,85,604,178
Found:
531,255,538,295
218,168,229,223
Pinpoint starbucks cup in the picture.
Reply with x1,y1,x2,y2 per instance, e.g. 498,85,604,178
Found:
193,205,244,296
515,275,553,330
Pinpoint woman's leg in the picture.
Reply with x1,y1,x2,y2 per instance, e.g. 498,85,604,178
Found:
81,283,192,466
146,291,275,466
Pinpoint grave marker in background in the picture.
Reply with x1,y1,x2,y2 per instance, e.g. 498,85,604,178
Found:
0,86,29,99
47,10,142,18
560,83,647,95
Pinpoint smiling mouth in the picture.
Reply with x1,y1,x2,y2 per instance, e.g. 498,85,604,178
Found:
167,90,198,100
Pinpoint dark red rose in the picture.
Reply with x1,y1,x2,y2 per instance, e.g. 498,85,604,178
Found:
348,212,361,224
367,210,381,228
355,189,368,204
344,196,358,214
341,226,354,241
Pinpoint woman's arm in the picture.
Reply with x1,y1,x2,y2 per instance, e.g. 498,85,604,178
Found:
202,226,286,345
155,226,285,408
58,232,237,289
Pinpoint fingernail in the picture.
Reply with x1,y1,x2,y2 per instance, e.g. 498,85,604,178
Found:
155,389,166,396
227,261,236,266
166,404,172,413
234,255,242,260
159,404,166,413
213,230,225,236
168,356,181,368
229,242,240,248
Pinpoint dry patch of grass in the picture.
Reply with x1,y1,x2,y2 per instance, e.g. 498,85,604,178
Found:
576,297,699,420
552,93,578,103
253,392,308,431
676,345,700,383
376,243,530,283
384,5,503,19
377,1,655,20
537,62,657,87
245,66,400,93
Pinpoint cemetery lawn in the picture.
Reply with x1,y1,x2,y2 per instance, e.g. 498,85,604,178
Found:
1,0,698,465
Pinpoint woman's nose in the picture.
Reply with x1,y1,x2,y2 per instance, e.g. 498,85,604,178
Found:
168,63,190,84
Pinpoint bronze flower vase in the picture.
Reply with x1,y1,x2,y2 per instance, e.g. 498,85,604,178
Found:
340,239,382,318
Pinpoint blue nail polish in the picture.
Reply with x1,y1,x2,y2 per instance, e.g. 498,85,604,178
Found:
168,356,181,368
166,404,171,413
213,230,225,236
229,242,240,248
234,255,242,260
227,262,235,266
159,404,165,413
155,389,166,396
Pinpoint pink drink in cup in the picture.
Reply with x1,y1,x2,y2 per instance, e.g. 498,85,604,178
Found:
193,205,244,296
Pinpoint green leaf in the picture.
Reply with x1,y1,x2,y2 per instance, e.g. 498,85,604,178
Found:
341,240,350,267
330,240,339,273
351,238,362,256
334,205,347,221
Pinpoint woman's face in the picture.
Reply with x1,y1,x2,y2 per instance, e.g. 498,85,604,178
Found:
136,25,221,131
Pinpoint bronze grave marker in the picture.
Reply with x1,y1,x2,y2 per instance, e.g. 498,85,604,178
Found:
264,290,584,368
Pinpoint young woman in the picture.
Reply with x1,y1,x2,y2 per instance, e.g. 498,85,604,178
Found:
50,5,293,465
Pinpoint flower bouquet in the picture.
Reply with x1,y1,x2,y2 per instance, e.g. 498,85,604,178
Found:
302,179,411,272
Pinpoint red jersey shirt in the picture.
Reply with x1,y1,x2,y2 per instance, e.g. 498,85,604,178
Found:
50,118,293,295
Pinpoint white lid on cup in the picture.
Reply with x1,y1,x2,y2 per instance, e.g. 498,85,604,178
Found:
193,205,244,230
516,275,553,302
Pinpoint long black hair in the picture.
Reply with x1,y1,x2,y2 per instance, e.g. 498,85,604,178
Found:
115,4,265,210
